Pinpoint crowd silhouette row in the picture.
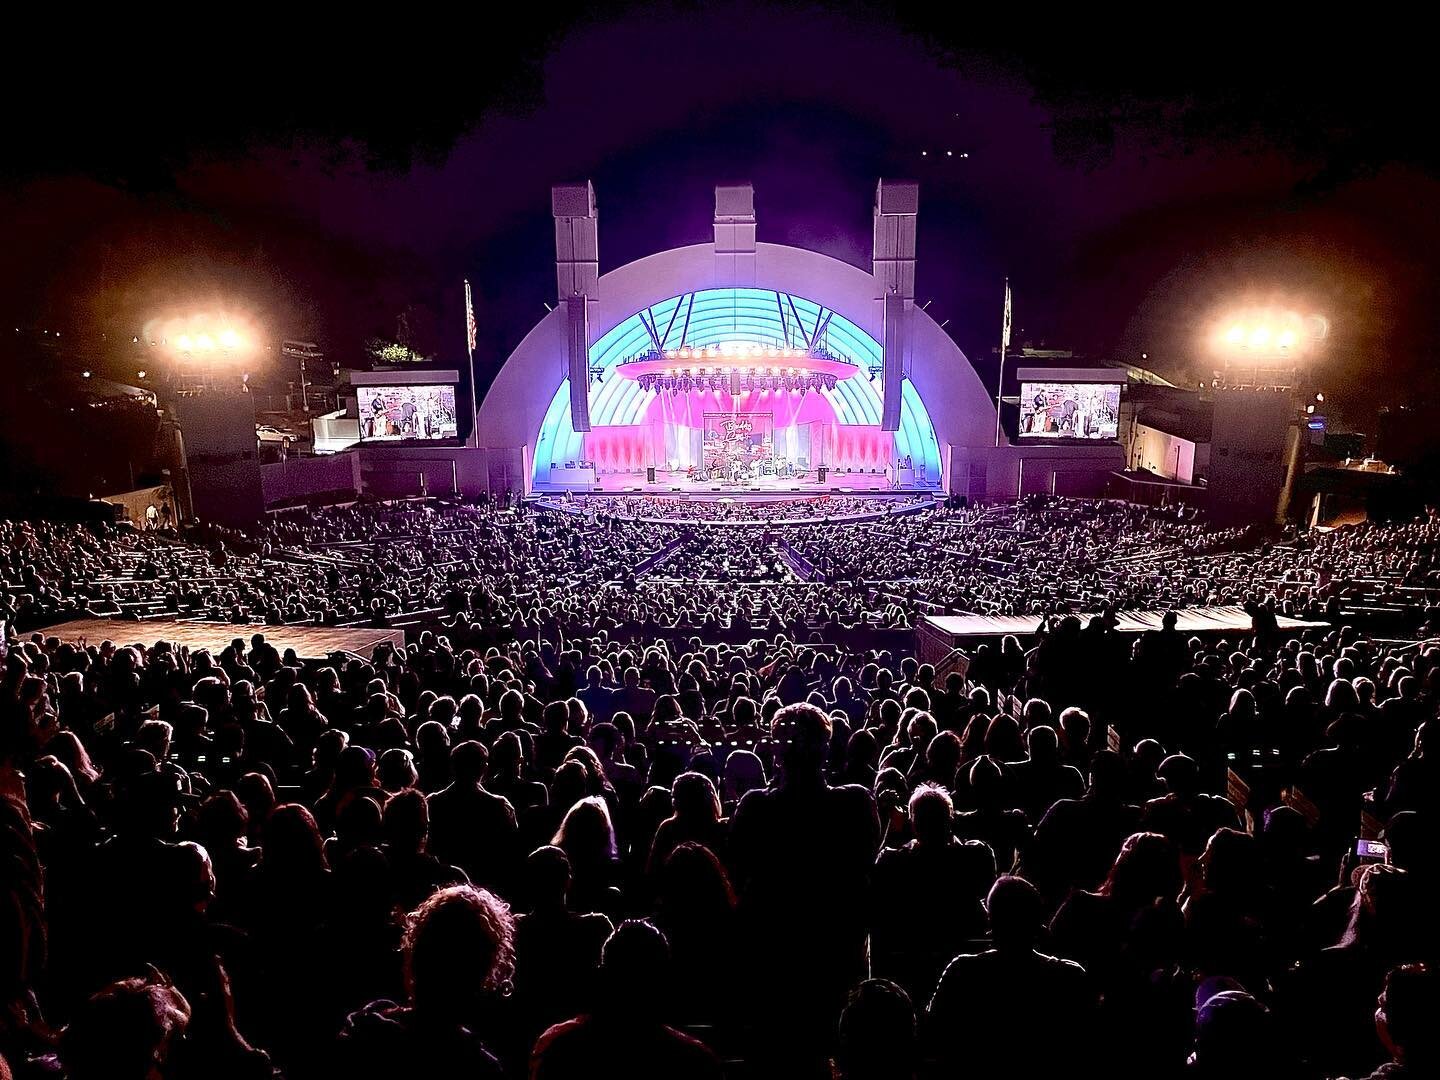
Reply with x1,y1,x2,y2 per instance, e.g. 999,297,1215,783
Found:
8,497,1440,640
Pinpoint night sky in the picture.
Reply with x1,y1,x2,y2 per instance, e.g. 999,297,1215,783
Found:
5,7,1438,430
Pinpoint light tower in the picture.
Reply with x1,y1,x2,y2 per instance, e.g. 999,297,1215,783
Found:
1207,307,1328,524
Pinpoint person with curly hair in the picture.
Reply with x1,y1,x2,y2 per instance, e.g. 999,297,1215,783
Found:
337,884,516,1080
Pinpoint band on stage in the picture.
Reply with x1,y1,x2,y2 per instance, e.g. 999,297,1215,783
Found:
686,457,807,483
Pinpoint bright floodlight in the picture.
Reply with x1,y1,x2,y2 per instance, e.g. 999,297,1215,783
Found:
177,334,193,351
195,333,215,351
219,329,240,349
1215,306,1325,360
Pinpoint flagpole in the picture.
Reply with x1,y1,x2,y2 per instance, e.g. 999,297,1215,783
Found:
464,279,479,449
994,278,1009,448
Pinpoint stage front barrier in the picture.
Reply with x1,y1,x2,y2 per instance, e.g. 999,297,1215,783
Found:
915,618,972,680
919,605,1327,643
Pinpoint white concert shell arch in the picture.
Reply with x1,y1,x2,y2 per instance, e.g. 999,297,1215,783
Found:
475,241,996,489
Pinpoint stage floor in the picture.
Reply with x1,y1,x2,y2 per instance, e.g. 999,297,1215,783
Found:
535,469,937,497
33,618,405,660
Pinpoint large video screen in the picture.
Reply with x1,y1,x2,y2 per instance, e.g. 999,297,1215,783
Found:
358,385,458,441
1018,381,1121,440
703,411,773,472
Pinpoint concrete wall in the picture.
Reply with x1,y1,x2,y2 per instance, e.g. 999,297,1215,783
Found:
238,445,532,511
262,452,361,506
175,395,264,526
949,442,1126,501
1131,422,1200,484
1209,390,1295,523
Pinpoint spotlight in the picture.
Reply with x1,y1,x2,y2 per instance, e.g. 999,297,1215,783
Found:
177,334,193,351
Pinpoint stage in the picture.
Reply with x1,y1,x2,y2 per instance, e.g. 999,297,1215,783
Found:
535,468,937,496
31,618,405,660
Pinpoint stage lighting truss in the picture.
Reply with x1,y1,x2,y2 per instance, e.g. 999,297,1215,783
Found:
636,369,840,394
627,342,849,395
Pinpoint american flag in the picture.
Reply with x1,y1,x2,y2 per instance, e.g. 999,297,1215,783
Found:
1002,278,1012,349
464,279,477,356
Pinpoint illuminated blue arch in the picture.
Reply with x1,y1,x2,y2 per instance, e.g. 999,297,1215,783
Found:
535,288,941,484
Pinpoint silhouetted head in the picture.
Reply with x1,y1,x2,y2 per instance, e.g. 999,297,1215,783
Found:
1027,724,1059,764
909,783,954,846
837,979,916,1080
1157,753,1200,796
657,842,736,922
60,974,191,1080
404,885,515,1018
263,803,327,876
552,795,617,862
985,875,1046,951
771,703,832,780
1192,986,1276,1077
671,771,721,822
451,740,489,785
597,919,670,1019
383,789,429,854
524,845,573,910
1102,831,1180,906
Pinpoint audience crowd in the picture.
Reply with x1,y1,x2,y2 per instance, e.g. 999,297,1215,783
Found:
2,496,1439,1078
9,497,1440,641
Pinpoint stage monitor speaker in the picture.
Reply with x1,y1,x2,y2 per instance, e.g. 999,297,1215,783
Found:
817,465,828,482
646,466,656,484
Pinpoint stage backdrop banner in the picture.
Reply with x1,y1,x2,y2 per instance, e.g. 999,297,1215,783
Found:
703,412,772,471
